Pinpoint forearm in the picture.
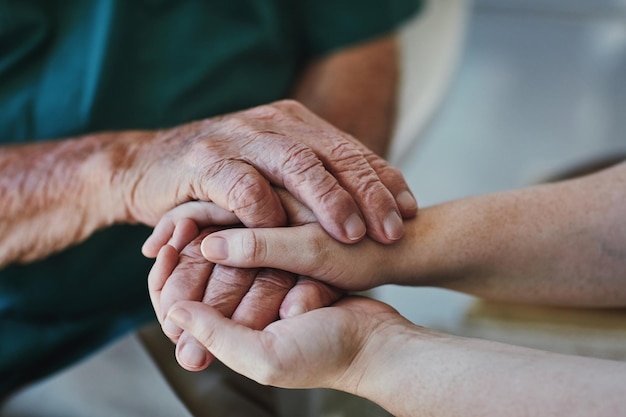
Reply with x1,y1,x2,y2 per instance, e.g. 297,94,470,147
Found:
352,324,626,417
292,34,399,157
2,98,418,267
398,162,626,306
0,133,139,266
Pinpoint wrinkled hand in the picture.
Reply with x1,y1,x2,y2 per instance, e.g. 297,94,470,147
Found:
145,193,343,371
118,99,417,244
165,296,406,391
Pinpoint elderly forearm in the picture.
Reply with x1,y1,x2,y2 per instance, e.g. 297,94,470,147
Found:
0,134,133,266
353,325,626,417
292,34,399,157
402,162,626,306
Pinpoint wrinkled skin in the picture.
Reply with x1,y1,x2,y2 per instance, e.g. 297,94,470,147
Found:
125,100,416,244
145,192,343,370
139,100,419,370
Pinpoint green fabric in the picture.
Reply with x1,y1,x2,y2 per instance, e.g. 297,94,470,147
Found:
298,0,424,56
0,0,421,395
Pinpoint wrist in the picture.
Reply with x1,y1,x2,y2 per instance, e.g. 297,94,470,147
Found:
386,203,492,288
377,214,457,287
95,129,161,225
347,322,472,417
332,312,420,398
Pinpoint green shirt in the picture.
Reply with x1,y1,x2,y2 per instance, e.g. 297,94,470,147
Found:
0,0,421,395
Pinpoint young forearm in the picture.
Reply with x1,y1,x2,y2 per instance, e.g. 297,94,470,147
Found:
353,324,626,417
399,162,626,306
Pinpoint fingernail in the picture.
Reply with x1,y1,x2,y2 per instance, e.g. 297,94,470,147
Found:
162,317,184,339
396,191,418,213
202,236,228,260
344,213,366,241
179,343,208,369
286,303,307,318
168,307,192,327
384,211,404,241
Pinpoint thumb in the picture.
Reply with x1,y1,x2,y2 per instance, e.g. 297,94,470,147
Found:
200,223,330,275
166,301,277,383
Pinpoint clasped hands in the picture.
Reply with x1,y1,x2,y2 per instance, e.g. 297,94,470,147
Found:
142,100,417,390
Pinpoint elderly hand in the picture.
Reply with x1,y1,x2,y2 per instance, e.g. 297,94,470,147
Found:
145,193,343,371
117,99,417,244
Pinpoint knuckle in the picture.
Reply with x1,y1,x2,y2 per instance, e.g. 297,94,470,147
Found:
179,236,204,259
356,176,392,206
272,98,304,113
350,165,381,191
254,269,296,292
203,157,231,181
240,230,267,264
314,180,355,215
280,143,324,177
328,141,364,168
161,240,212,304
323,143,399,210
277,145,338,195
245,101,287,122
377,163,405,184
202,267,255,317
325,143,388,192
226,172,270,213
209,266,254,291
221,169,285,227
230,270,295,329
194,323,219,350
363,152,408,186
203,293,243,317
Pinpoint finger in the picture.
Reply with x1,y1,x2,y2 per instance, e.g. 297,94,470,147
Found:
166,301,272,383
142,202,239,257
193,160,287,228
201,224,383,291
201,224,328,278
231,268,296,329
249,100,411,243
159,233,215,341
364,153,418,219
279,277,344,319
148,245,180,325
175,331,215,372
202,264,258,318
314,142,405,243
274,188,317,225
242,135,367,243
143,218,177,258
168,298,367,389
168,218,199,252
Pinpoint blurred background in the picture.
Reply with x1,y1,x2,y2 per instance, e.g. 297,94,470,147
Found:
378,0,626,334
3,2,625,416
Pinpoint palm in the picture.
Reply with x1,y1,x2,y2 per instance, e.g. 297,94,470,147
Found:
234,296,400,389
